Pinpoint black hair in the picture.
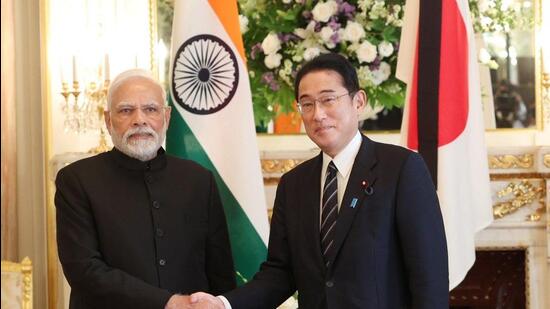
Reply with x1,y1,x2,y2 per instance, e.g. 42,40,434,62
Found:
294,53,360,99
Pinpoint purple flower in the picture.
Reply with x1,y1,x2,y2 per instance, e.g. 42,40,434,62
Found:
269,80,280,91
251,43,262,60
330,32,341,45
279,33,296,43
261,72,275,84
302,10,312,20
288,33,300,42
261,72,280,91
340,2,356,15
368,57,382,71
314,22,322,32
328,17,341,31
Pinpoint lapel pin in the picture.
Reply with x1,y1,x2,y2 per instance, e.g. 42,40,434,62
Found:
350,198,358,208
362,180,374,196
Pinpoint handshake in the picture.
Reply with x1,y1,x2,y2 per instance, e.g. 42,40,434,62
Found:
165,292,226,309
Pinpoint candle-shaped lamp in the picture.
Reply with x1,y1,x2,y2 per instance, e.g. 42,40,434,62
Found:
104,54,110,81
72,55,78,82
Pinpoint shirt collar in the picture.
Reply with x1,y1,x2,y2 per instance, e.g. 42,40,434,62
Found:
110,147,167,172
322,131,362,178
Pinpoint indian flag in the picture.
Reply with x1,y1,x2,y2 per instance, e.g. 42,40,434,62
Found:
397,0,493,289
166,0,269,284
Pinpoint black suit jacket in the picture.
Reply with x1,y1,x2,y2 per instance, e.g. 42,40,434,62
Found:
55,148,236,308
225,135,448,308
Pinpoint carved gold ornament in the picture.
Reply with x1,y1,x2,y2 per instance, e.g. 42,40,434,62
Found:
488,154,534,169
1,256,33,309
492,180,546,220
261,159,304,174
543,154,550,168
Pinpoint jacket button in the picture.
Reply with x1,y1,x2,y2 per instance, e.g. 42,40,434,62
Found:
152,201,160,209
159,259,166,266
145,175,153,183
156,228,164,237
326,281,334,288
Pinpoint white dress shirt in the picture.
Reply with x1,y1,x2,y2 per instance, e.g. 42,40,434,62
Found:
320,131,362,220
218,131,363,309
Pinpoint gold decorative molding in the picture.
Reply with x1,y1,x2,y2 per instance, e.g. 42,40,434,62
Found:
261,159,304,174
488,154,534,169
543,154,550,168
490,172,547,181
526,205,546,222
1,256,33,309
149,0,158,77
493,180,546,220
542,72,549,129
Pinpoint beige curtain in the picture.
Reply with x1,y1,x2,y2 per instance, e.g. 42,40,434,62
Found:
1,0,18,261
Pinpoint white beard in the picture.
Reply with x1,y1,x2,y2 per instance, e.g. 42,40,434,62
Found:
111,123,167,161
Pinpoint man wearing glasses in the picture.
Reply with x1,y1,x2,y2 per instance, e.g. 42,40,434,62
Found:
55,69,236,309
192,53,448,309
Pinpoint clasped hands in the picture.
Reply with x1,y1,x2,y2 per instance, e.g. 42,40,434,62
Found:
165,292,225,309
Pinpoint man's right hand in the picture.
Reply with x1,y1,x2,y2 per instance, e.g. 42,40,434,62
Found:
189,292,225,309
165,294,192,309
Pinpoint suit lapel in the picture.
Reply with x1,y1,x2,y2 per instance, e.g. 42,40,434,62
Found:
326,135,378,268
300,153,325,273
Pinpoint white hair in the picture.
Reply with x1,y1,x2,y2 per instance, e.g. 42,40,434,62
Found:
106,68,167,111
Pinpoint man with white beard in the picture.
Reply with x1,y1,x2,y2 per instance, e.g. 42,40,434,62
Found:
55,69,236,309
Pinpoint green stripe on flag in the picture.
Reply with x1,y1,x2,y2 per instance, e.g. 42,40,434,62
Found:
166,99,267,285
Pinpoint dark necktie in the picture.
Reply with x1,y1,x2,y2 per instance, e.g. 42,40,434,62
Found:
321,161,338,267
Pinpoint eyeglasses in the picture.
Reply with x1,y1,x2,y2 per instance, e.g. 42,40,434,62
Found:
297,93,353,114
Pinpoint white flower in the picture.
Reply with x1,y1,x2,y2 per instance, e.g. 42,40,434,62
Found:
480,16,492,28
261,33,281,55
294,21,316,39
392,4,402,13
378,41,394,58
342,21,366,43
264,53,282,69
477,0,491,12
320,26,334,44
292,55,303,62
282,0,292,3
303,46,321,61
500,0,511,10
356,41,377,63
478,48,491,63
239,15,249,34
371,61,391,85
359,102,384,121
369,1,389,19
312,1,338,23
478,48,499,69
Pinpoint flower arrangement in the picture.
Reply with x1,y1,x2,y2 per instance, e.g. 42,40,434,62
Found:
238,0,406,127
469,0,534,70
468,0,534,34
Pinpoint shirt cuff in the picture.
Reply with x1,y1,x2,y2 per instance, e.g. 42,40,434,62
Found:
217,295,232,309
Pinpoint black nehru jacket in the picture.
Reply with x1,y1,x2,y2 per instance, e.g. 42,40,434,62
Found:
55,147,236,309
